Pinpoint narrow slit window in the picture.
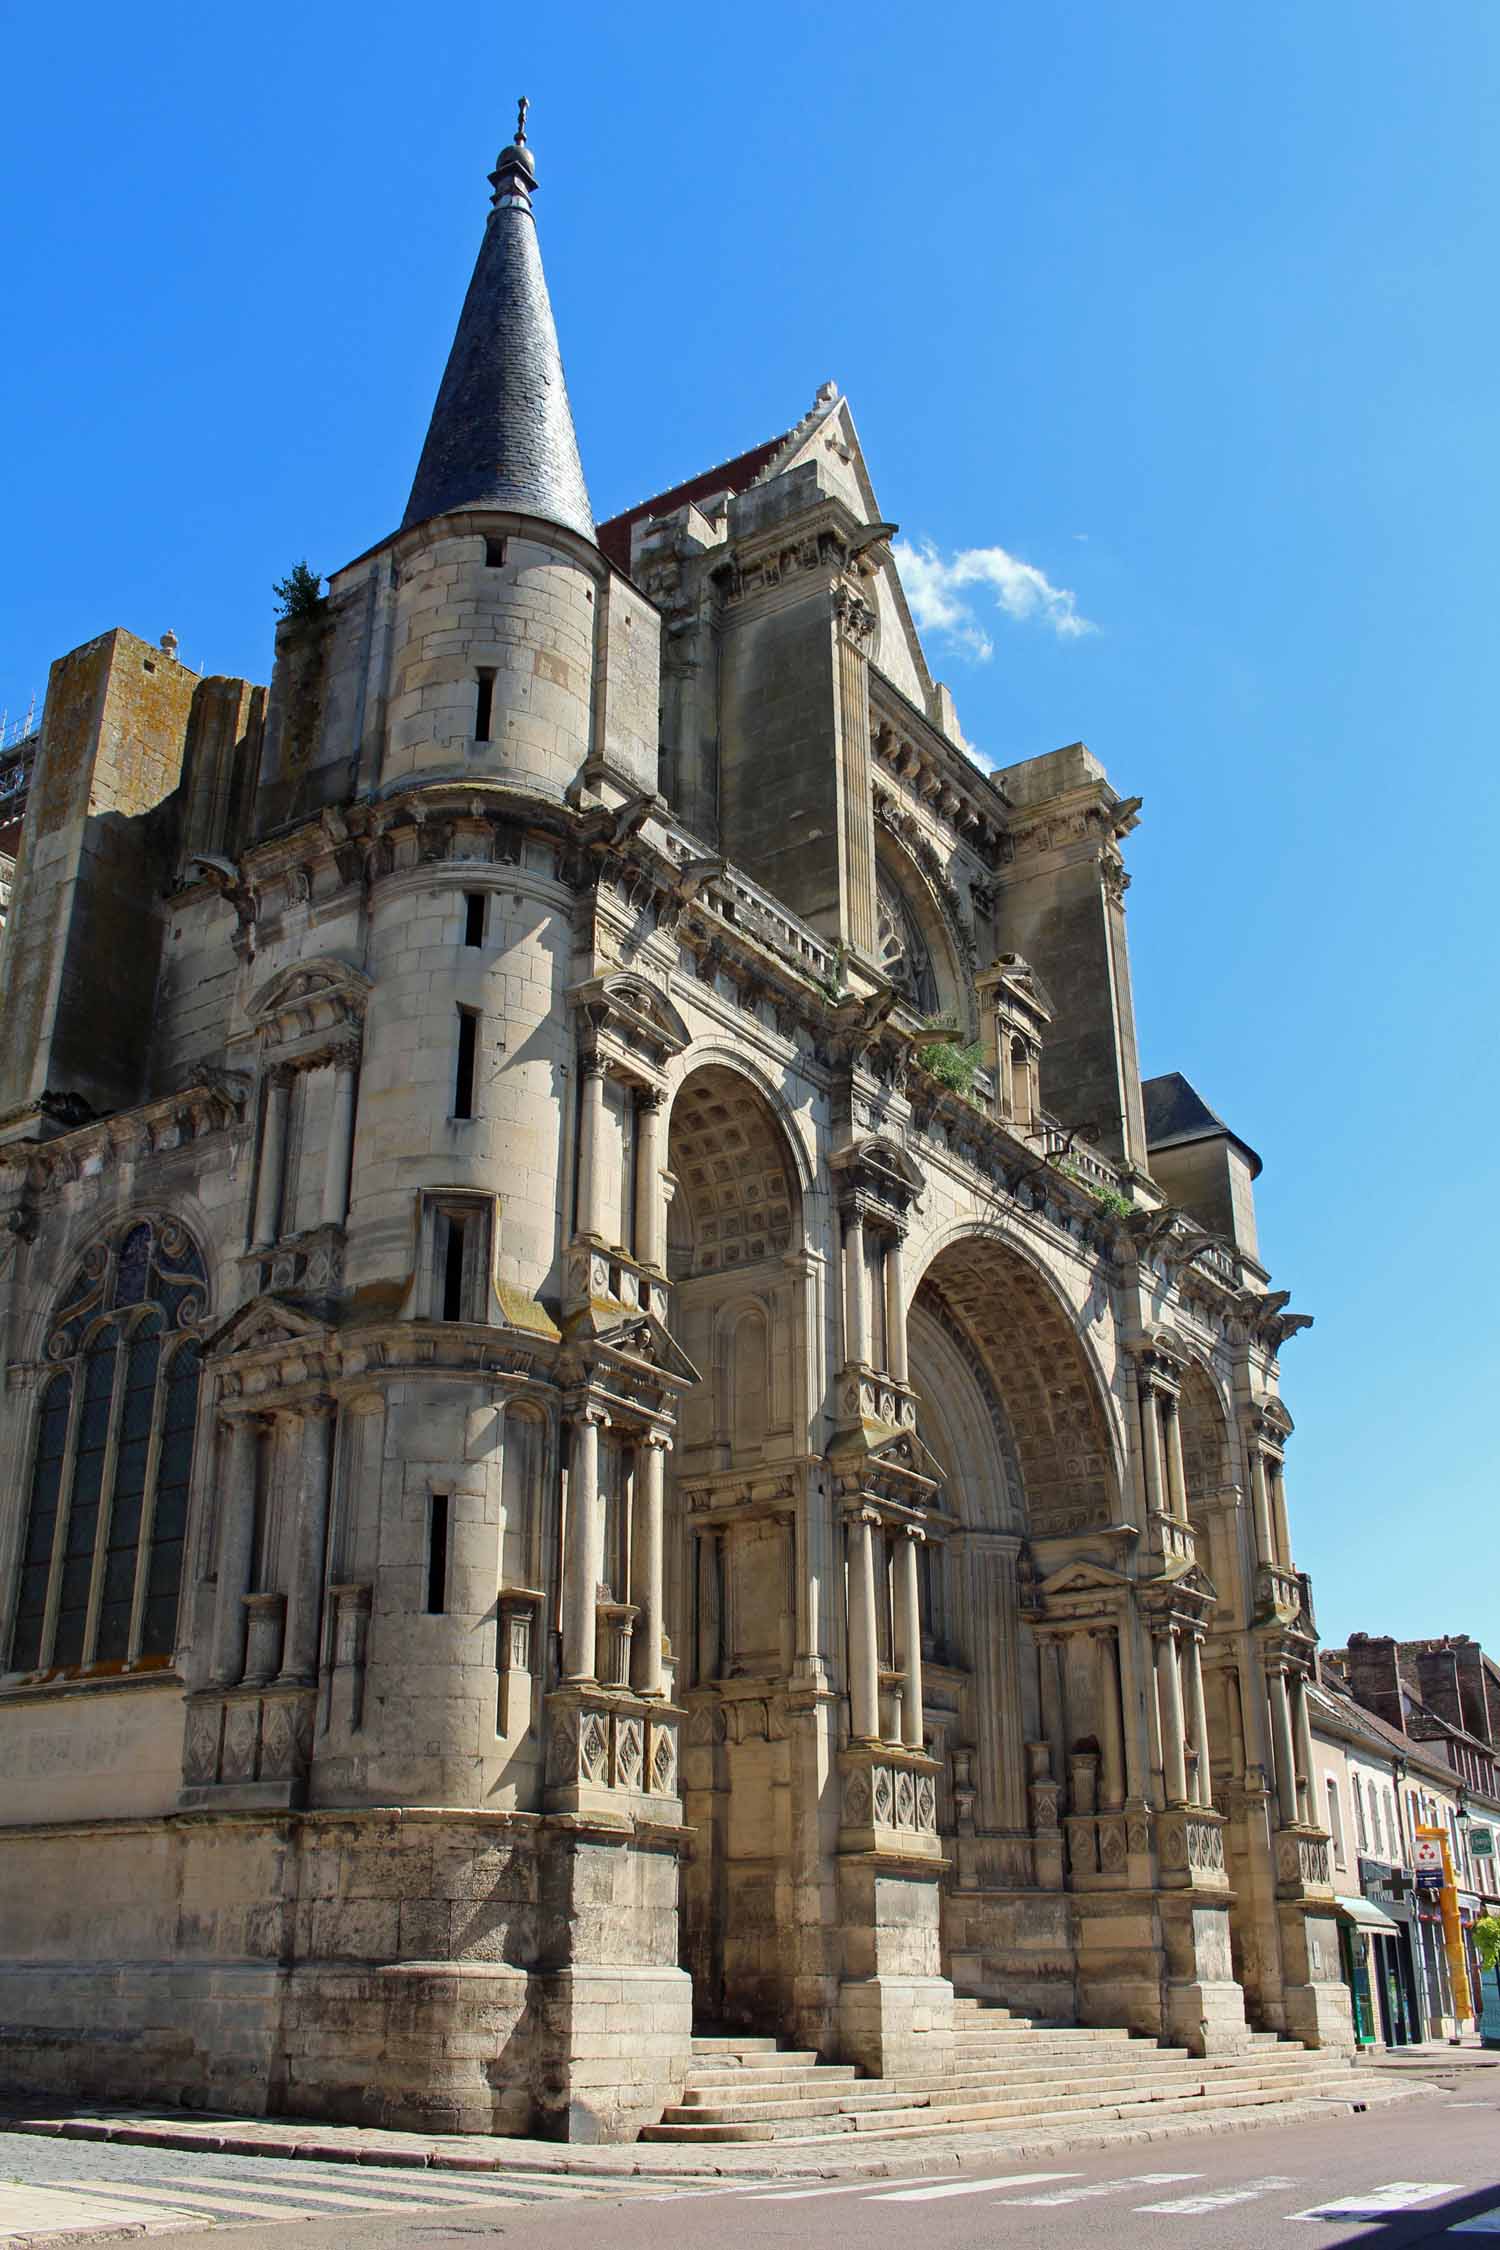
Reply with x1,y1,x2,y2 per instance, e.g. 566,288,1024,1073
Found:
463,892,486,947
441,1212,468,1321
484,537,507,568
474,669,495,743
427,1494,449,1614
454,1008,478,1119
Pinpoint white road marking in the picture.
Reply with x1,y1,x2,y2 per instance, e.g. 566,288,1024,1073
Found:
743,2175,950,2201
1288,2179,1464,2221
993,2172,1202,2207
22,2169,531,2219
1137,2174,1297,2214
871,2171,1080,2201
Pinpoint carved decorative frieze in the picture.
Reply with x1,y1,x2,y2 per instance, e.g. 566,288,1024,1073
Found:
179,1683,315,1805
543,1684,683,1821
838,1741,943,1861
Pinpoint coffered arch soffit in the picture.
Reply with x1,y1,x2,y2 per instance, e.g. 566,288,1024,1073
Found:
910,1226,1122,1539
907,1297,1027,1534
666,1060,806,1281
1178,1354,1236,1515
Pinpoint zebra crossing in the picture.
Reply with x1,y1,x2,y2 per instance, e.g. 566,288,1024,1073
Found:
6,2141,1500,2241
0,2154,647,2242
735,2166,1500,2228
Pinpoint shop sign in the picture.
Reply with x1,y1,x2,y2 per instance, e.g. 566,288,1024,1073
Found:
1413,1836,1445,1893
1470,1823,1495,1860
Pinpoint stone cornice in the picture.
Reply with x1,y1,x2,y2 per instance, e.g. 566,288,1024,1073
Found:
0,1075,248,1187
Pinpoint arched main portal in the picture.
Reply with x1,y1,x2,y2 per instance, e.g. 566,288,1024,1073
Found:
906,1232,1125,2015
665,1064,807,2028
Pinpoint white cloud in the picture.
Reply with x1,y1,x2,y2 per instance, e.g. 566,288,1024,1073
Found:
893,536,1095,660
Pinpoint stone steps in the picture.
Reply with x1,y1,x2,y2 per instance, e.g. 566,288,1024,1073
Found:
641,2001,1374,2146
663,2060,1362,2129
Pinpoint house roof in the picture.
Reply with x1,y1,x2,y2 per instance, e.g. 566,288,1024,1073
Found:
402,132,595,544
1141,1070,1262,1178
595,430,797,575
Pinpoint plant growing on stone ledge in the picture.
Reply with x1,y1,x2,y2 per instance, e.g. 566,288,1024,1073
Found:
917,1036,984,1100
273,561,327,623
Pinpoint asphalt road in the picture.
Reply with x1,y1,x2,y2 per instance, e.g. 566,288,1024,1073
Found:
4,2089,1500,2247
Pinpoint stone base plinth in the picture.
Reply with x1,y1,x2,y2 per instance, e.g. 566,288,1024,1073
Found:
837,1848,952,2077
530,1963,693,2142
1278,1900,1357,2051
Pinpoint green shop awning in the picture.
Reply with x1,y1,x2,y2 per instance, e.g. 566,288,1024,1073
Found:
1335,1893,1402,1933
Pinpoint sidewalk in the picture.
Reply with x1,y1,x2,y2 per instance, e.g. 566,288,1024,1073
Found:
1362,2038,1500,2075
0,2072,1438,2190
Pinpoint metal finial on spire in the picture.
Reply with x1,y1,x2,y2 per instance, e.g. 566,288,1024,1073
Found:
515,95,529,145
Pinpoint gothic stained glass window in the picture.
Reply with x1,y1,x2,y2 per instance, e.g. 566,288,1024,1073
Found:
875,867,940,1017
7,1218,207,1676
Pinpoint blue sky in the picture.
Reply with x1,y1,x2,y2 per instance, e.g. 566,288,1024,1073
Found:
3,2,1496,1649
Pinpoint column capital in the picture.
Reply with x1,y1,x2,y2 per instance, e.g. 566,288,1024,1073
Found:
578,1049,607,1081
268,1060,299,1092
635,1083,668,1113
328,1038,362,1073
301,1394,339,1424
570,1401,611,1431
639,1427,673,1455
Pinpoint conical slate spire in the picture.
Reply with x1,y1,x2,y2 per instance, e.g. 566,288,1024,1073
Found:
402,111,595,542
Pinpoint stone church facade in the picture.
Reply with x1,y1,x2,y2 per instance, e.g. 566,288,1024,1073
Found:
0,125,1349,2140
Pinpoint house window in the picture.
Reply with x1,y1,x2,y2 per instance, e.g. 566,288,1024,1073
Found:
474,669,495,743
463,892,486,948
1353,1773,1367,1853
423,1194,493,1324
1325,1776,1346,1870
426,1494,450,1614
484,537,507,569
454,1007,479,1118
7,1218,206,1675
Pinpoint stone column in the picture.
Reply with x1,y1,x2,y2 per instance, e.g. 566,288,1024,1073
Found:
575,1053,606,1241
1039,1632,1068,1812
320,1044,359,1229
1156,1630,1189,1807
1268,1663,1299,1828
630,1432,669,1696
562,1409,605,1681
1096,1626,1126,1811
211,1415,260,1685
1249,1447,1277,1567
885,1232,908,1386
1292,1669,1316,1826
894,1528,924,1748
834,586,879,959
1116,1613,1149,1802
1139,1383,1166,1516
1162,1396,1189,1523
251,1066,293,1249
842,1209,869,1369
1184,1631,1212,1808
847,1510,881,1742
634,1087,666,1271
695,1528,722,1682
278,1398,336,1685
1270,1461,1293,1572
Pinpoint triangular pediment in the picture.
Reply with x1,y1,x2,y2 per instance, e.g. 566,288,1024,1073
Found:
1038,1559,1131,1598
204,1293,331,1361
247,955,372,1027
773,395,938,718
595,1311,701,1389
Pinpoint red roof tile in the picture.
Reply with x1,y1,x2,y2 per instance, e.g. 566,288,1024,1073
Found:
597,431,796,575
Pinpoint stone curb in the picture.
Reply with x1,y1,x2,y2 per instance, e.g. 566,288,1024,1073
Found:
0,2076,1435,2210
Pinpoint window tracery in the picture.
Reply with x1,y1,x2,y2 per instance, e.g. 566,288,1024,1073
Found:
8,1217,207,1675
875,867,940,1016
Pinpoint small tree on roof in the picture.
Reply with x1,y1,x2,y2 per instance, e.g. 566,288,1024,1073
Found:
273,562,326,622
